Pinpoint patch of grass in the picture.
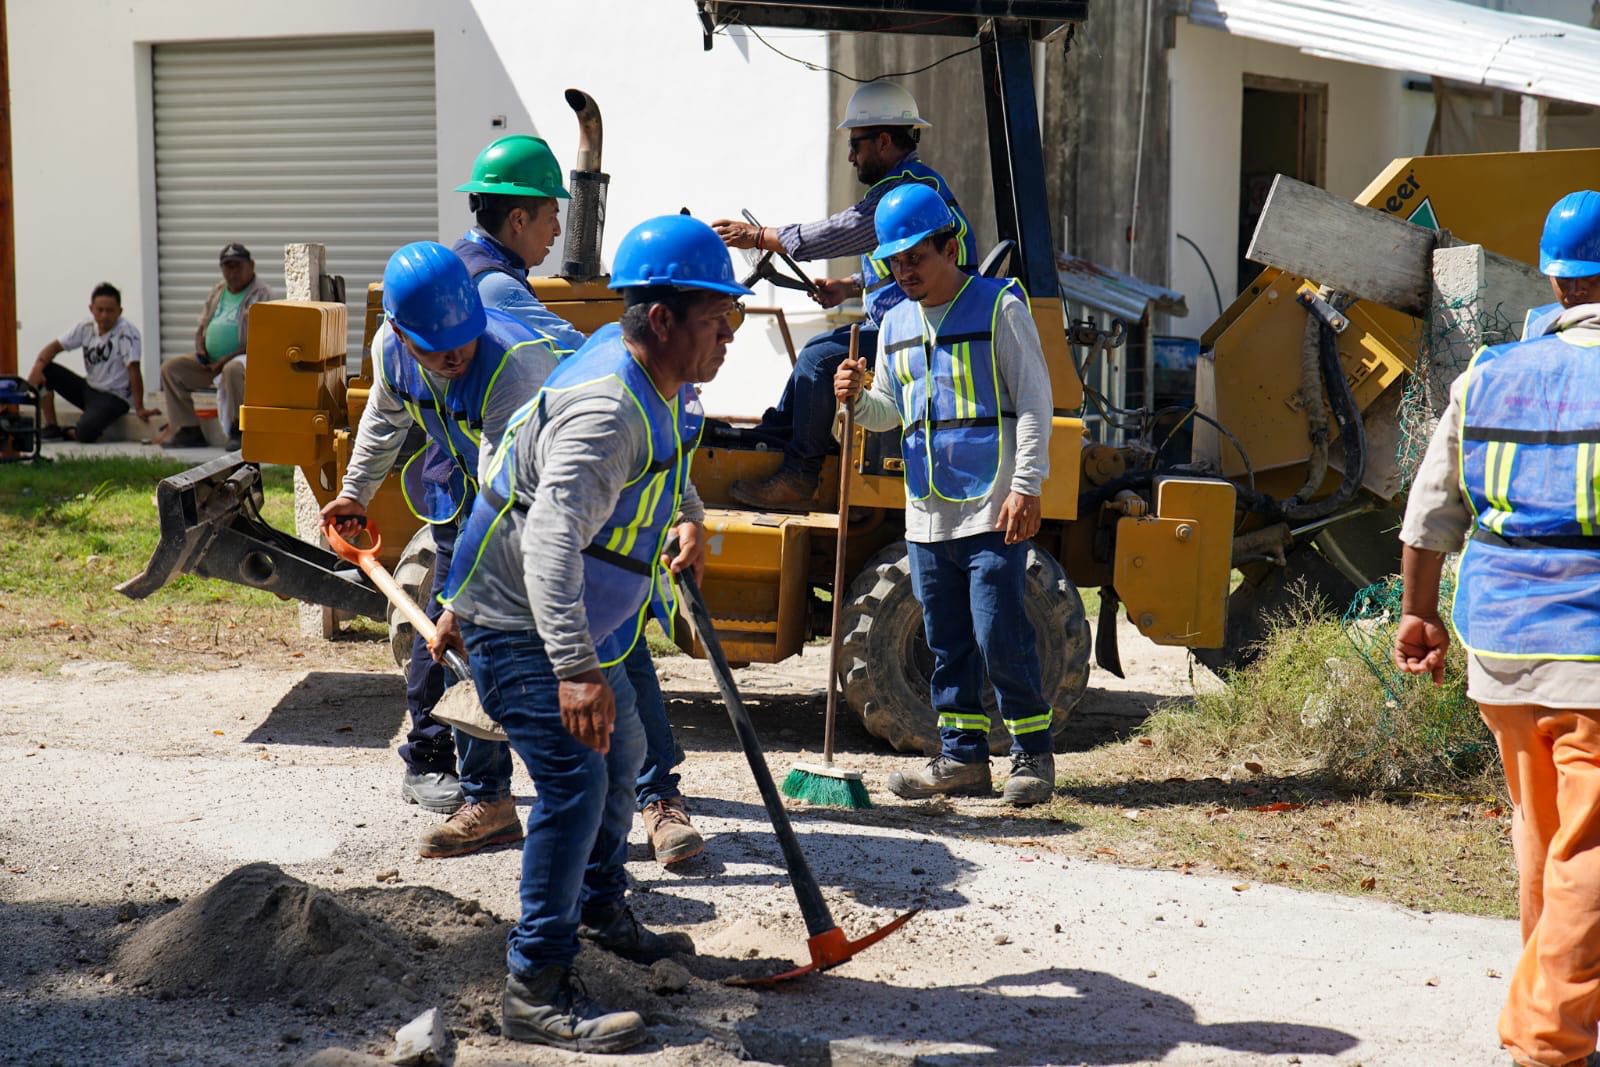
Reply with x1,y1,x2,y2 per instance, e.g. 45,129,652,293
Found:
0,458,387,673
1143,600,1493,793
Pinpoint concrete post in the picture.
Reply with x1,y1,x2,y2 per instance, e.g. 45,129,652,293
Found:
284,243,342,639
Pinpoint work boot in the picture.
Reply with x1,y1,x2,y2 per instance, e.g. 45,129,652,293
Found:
642,797,705,866
400,768,464,814
579,904,695,964
1001,751,1056,807
418,797,522,859
886,755,993,800
503,966,646,1053
728,466,818,511
163,426,207,449
224,431,242,452
38,424,63,441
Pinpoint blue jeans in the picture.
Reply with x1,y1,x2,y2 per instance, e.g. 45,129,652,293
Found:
761,322,879,478
463,621,646,976
907,532,1053,762
399,496,513,802
626,639,683,809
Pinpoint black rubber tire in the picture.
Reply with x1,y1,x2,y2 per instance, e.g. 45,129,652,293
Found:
388,525,437,669
837,540,1091,755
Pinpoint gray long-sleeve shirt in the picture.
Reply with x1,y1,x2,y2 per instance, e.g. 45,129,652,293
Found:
445,367,706,678
852,291,1052,542
337,321,557,505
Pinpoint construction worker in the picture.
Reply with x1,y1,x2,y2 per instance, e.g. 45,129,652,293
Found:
433,215,749,1052
712,80,976,511
833,183,1056,807
1394,189,1600,1067
320,241,560,859
451,133,706,865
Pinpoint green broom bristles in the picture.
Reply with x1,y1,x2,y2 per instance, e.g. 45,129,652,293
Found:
781,762,872,809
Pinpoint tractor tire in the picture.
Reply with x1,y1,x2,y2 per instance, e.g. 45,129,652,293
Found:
1193,541,1360,676
388,525,437,669
837,540,1090,756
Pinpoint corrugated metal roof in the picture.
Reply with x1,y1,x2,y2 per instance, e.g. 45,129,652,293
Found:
1188,0,1600,107
1056,254,1189,323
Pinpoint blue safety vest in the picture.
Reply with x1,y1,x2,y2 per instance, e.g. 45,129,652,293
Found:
378,308,558,524
1453,328,1600,659
879,274,1026,503
443,323,704,666
452,229,587,355
1522,301,1563,341
860,160,977,325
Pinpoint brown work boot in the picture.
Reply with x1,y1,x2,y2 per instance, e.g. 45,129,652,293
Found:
886,755,993,800
728,466,818,511
642,797,705,865
418,797,522,858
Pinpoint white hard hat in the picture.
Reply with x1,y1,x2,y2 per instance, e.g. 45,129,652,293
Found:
837,81,932,130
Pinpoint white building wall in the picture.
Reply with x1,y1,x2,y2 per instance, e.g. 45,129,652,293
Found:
9,0,832,416
1166,21,1435,329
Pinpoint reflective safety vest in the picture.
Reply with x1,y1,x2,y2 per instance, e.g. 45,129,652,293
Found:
1453,329,1600,659
1522,301,1563,342
378,308,560,524
452,229,586,355
860,159,977,325
879,274,1026,503
443,323,704,666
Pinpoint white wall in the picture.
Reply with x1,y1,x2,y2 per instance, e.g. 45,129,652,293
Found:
1166,22,1435,330
9,0,834,415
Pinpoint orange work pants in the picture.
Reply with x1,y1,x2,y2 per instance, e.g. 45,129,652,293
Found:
1479,702,1600,1067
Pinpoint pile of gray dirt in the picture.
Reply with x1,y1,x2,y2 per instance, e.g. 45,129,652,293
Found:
113,862,506,1026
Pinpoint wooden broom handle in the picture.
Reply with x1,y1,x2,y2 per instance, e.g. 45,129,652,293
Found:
824,324,860,765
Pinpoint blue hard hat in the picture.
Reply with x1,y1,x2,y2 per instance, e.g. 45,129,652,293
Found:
1540,190,1600,278
382,241,487,352
610,215,753,296
871,183,954,261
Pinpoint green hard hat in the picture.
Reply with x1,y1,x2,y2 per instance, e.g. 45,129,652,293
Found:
456,135,570,199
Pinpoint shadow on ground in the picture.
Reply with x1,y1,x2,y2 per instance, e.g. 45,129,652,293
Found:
245,671,406,749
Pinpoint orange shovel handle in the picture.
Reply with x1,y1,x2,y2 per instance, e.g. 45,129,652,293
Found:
323,520,438,643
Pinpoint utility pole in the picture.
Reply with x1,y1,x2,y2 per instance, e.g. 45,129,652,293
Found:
0,0,15,377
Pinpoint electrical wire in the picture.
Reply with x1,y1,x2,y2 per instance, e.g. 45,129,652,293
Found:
1175,232,1224,323
720,18,982,82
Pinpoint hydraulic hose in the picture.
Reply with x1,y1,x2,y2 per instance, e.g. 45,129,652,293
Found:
1283,290,1366,523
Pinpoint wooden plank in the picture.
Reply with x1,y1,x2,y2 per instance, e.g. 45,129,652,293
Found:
1245,175,1440,316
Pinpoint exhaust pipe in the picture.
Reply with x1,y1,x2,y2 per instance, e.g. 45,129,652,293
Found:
561,88,609,282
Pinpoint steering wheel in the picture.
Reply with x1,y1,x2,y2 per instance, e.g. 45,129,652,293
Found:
737,208,820,299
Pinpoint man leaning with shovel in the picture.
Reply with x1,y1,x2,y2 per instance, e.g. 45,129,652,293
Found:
321,241,562,858
432,215,750,1051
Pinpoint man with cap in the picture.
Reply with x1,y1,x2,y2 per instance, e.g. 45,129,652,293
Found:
449,134,708,866
321,241,561,860
712,81,976,510
834,183,1057,808
1394,189,1600,1067
160,243,273,450
433,215,750,1051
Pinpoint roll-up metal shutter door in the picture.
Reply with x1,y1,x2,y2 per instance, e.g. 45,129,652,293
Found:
153,34,437,363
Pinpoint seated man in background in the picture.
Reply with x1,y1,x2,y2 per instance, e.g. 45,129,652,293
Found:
28,282,157,442
161,243,273,450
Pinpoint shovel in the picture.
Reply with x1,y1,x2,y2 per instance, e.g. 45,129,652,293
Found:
323,520,508,742
673,563,919,984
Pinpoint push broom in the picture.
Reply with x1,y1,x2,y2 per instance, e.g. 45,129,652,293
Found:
674,559,916,984
781,325,872,810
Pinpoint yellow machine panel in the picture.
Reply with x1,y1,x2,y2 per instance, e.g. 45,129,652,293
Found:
1114,477,1236,648
676,509,825,664
239,301,348,471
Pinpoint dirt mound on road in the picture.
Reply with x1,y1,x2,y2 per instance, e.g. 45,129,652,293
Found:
114,862,504,1023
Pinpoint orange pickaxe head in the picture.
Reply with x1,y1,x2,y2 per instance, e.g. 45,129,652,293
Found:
727,907,921,987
